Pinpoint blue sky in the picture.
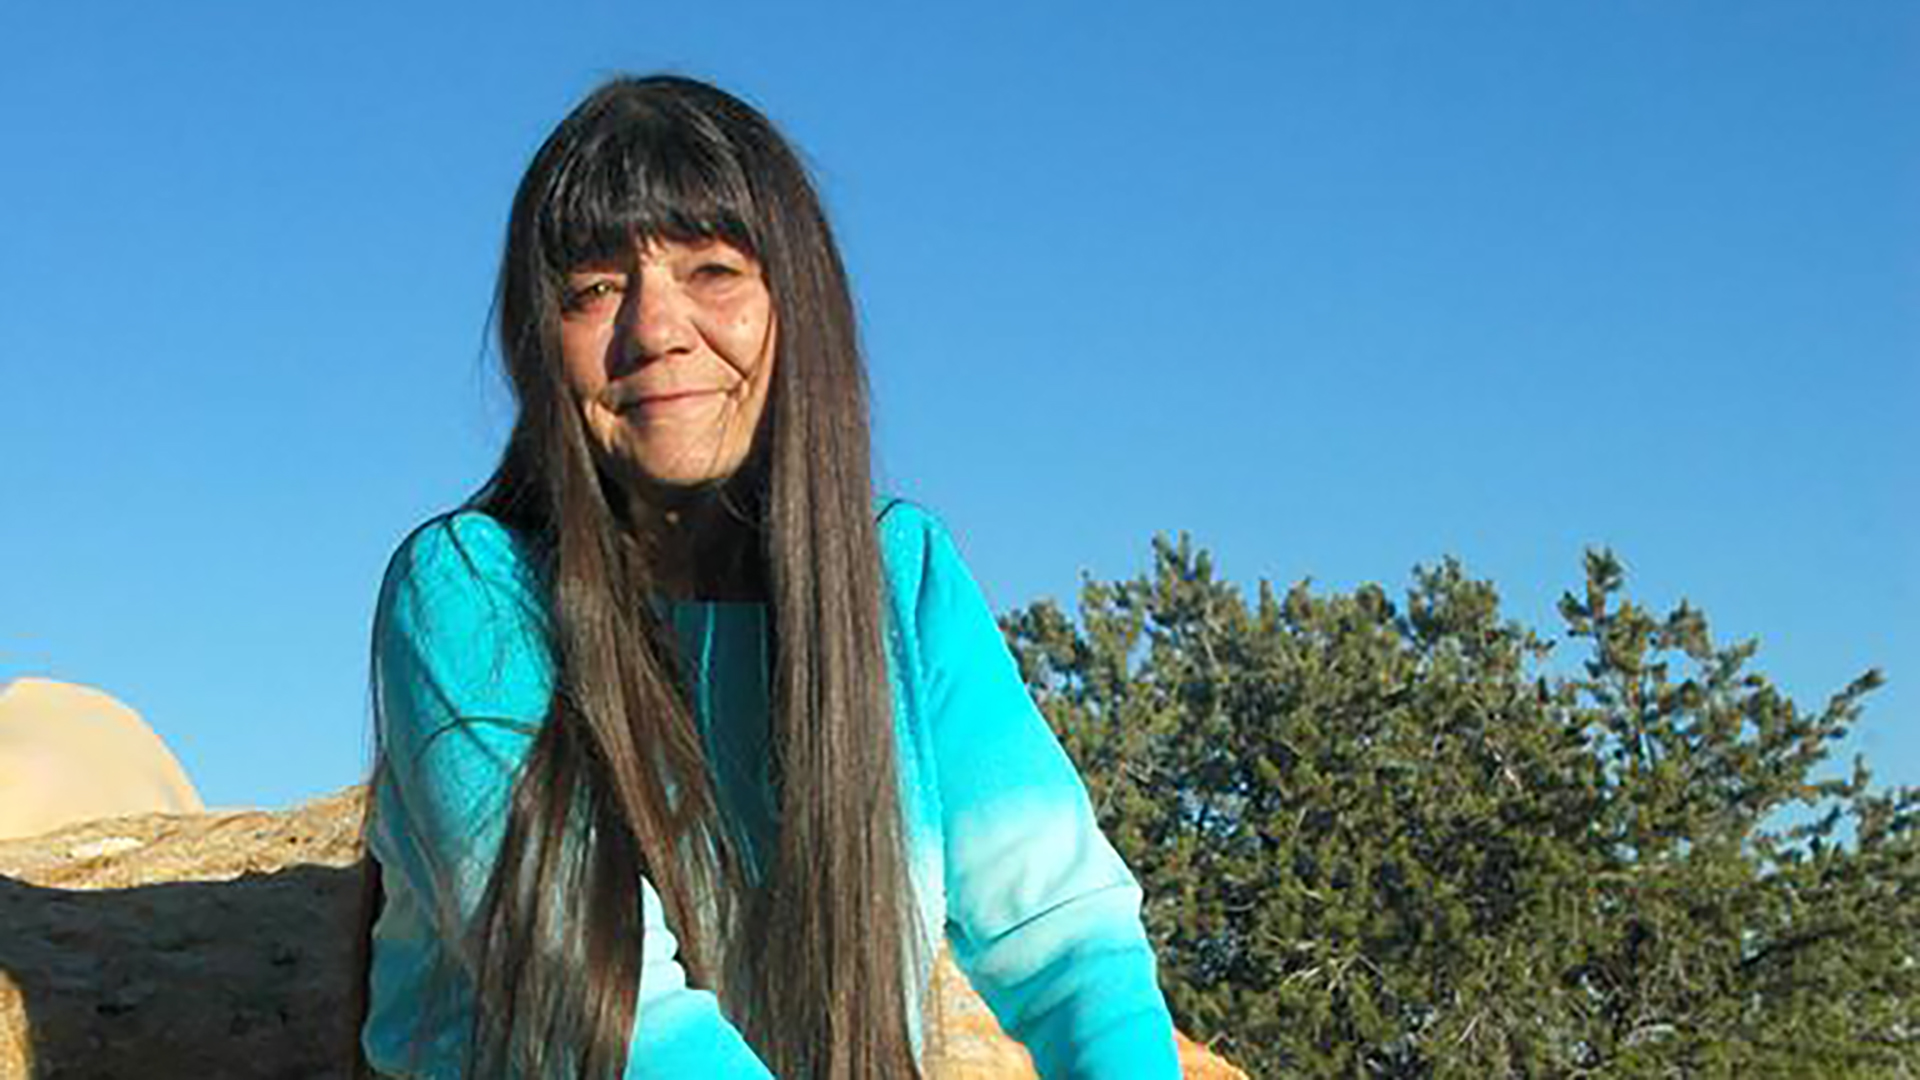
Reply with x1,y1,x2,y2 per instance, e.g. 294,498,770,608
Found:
2,2,1913,812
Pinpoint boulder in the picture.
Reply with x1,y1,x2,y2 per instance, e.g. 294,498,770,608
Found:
0,789,363,1079
0,787,1245,1078
0,679,203,842
928,951,1248,1079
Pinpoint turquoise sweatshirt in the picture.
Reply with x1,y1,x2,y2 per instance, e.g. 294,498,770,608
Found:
360,499,1180,1078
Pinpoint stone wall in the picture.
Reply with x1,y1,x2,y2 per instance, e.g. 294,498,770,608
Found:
0,788,1244,1078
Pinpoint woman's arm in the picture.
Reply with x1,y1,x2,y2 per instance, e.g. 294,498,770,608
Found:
365,513,772,1079
905,507,1181,1079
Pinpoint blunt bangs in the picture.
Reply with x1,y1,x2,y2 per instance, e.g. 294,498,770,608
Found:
534,99,762,276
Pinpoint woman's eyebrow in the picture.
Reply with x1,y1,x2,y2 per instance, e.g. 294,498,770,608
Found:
564,259,629,274
671,236,749,256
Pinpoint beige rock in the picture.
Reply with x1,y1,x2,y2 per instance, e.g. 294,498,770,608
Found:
927,956,1248,1079
0,679,203,842
0,786,1246,1079
0,788,364,1079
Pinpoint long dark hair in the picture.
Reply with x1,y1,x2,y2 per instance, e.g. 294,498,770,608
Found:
350,75,922,1078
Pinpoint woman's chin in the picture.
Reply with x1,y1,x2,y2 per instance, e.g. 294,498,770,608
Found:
605,453,749,503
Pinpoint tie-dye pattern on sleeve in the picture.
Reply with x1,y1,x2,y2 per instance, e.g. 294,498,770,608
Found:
899,504,1183,1079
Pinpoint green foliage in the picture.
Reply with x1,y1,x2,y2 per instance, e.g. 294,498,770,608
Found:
1002,538,1919,1077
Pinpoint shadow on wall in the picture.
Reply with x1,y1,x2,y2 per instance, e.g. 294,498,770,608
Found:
0,785,371,1080
0,864,363,1079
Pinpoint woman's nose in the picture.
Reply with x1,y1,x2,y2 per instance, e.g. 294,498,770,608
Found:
627,273,693,362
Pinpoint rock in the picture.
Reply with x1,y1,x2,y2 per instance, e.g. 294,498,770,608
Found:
0,789,364,1079
927,956,1248,1079
0,787,1246,1079
0,679,204,841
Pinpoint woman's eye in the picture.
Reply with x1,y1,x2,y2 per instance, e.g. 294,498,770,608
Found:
693,262,741,281
562,279,623,312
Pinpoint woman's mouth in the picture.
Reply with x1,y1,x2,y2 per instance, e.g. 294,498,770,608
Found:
612,388,728,416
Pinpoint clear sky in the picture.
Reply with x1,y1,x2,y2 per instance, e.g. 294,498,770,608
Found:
3,2,1913,812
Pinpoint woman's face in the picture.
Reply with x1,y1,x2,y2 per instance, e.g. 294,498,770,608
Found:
557,237,777,493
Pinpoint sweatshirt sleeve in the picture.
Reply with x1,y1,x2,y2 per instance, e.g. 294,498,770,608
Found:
910,510,1181,1079
366,514,772,1079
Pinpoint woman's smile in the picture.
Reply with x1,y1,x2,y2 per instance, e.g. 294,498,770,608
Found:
603,384,740,424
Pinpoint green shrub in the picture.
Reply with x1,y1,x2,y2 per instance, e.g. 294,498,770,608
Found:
1002,539,1918,1077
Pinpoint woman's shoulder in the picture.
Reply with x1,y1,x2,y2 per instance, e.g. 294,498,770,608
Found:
873,494,977,606
873,493,957,545
377,509,547,633
873,494,944,569
387,508,536,577
389,508,527,568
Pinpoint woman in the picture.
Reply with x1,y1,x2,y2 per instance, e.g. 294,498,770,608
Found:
352,75,1179,1079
